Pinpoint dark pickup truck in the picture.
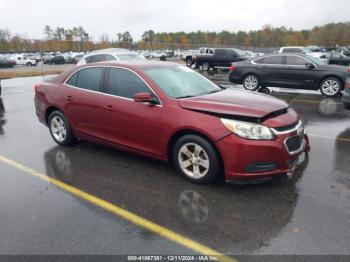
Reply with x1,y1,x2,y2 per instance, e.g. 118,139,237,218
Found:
193,48,248,71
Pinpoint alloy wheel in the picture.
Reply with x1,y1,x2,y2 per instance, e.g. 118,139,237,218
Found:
50,116,67,142
321,80,340,96
244,75,259,90
178,143,210,179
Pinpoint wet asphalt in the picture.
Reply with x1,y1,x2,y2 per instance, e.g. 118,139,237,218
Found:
0,74,349,256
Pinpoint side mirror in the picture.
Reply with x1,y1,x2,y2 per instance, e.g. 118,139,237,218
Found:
133,93,157,104
305,63,315,69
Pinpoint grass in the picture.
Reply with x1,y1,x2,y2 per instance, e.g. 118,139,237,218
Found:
0,69,64,79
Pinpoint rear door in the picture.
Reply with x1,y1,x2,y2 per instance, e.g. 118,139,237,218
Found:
64,67,108,139
224,49,239,67
213,49,227,67
100,67,163,156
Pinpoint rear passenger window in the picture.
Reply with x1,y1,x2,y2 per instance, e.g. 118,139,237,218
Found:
75,68,104,91
66,72,78,86
104,54,117,61
215,49,226,56
286,56,307,66
282,48,301,53
263,56,283,65
85,54,116,63
105,68,149,99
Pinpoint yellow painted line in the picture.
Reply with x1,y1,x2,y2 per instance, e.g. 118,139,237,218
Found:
309,134,350,142
0,154,237,262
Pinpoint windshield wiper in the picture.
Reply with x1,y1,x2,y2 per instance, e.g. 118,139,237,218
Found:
177,89,223,99
177,95,195,99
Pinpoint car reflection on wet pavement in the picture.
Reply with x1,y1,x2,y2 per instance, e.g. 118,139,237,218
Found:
0,98,5,135
0,76,349,255
42,143,309,253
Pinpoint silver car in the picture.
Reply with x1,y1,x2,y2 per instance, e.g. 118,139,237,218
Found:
77,48,145,65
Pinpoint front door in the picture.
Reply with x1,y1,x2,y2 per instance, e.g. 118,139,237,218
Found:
101,67,162,156
284,55,318,89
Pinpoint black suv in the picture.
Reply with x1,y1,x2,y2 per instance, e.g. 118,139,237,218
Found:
229,53,349,97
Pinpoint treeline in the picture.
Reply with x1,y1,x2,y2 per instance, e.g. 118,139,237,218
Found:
0,22,350,52
139,22,350,49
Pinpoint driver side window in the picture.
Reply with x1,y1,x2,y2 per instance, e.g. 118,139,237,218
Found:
286,56,308,66
104,68,151,99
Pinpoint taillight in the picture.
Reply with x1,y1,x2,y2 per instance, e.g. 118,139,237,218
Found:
229,65,235,72
34,84,41,93
348,67,350,73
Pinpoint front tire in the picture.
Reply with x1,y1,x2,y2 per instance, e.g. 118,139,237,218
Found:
48,111,75,146
320,77,342,97
243,74,260,91
172,135,220,184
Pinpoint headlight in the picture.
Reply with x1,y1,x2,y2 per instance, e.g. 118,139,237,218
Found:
221,118,275,140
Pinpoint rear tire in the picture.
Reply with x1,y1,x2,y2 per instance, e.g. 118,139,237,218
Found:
186,58,192,67
201,62,210,71
48,111,75,146
243,74,260,91
320,77,342,97
172,135,220,184
344,103,350,110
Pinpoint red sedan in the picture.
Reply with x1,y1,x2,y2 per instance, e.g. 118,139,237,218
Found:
34,61,309,184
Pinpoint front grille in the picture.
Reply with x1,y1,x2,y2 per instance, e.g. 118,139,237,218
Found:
274,121,299,132
285,134,303,153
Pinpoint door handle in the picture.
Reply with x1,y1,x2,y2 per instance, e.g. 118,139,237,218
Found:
65,95,73,101
104,105,115,111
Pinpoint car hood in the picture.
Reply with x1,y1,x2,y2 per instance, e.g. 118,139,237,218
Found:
178,89,289,120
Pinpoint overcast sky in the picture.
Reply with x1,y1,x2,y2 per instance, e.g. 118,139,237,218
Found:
1,0,349,40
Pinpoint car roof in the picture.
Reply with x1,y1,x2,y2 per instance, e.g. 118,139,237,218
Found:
256,53,310,59
89,48,129,53
79,60,181,70
83,50,141,59
85,48,131,56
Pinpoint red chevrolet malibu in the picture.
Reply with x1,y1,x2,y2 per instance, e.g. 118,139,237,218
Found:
34,61,309,184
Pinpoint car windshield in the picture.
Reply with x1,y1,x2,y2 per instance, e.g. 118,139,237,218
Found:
144,65,221,99
303,47,313,53
304,54,325,65
233,49,247,56
116,54,145,60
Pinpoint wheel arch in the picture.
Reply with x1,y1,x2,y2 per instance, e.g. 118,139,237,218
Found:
45,106,64,124
167,129,224,178
318,75,344,90
242,72,261,83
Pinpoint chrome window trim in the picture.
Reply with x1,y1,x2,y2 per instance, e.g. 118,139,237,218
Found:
251,54,317,68
63,65,163,107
